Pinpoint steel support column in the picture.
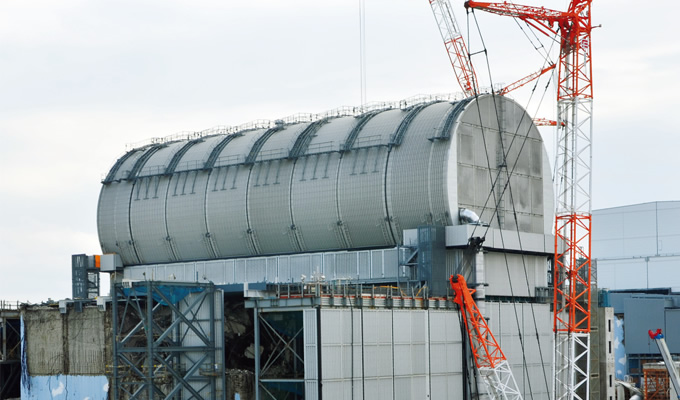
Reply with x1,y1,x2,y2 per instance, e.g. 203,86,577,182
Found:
111,281,224,400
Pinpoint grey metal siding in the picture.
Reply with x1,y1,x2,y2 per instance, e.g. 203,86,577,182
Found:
386,102,454,242
129,175,175,263
337,109,402,249
166,170,214,261
206,164,254,257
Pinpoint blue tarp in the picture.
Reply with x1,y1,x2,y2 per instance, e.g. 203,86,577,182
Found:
21,375,109,400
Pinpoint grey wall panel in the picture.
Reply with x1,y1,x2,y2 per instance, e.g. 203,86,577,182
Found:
455,96,545,233
129,176,176,263
291,153,345,251
247,159,298,254
205,165,254,257
624,298,666,354
665,309,680,353
166,170,215,261
304,309,319,399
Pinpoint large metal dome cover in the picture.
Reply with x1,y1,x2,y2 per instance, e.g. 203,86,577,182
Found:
97,95,553,266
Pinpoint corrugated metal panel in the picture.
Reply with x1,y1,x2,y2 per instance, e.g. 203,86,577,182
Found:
248,159,299,254
214,129,268,167
383,249,399,279
98,181,140,265
129,176,176,263
358,251,371,279
305,116,355,154
205,164,254,257
291,152,345,251
386,102,452,241
337,109,402,249
166,170,215,261
174,135,224,172
246,258,266,282
304,309,319,399
107,149,146,182
136,141,185,177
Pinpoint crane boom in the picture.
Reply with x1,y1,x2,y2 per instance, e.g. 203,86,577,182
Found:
450,274,523,400
649,329,680,399
464,2,595,400
428,0,478,97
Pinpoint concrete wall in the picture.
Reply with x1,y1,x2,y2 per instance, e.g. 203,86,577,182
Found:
23,306,111,375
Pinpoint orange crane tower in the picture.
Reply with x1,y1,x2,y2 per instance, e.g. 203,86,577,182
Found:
450,275,523,400
462,2,595,400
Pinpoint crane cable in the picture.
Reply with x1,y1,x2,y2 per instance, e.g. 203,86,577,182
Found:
457,7,560,400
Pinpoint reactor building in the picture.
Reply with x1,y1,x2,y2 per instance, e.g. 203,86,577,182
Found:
88,94,556,400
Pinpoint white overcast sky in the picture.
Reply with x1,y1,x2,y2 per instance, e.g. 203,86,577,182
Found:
0,0,678,302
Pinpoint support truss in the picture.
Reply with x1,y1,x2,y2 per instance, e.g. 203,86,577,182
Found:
450,274,523,400
553,332,590,400
111,281,225,400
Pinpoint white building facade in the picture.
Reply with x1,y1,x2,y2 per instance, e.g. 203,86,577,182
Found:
593,201,680,290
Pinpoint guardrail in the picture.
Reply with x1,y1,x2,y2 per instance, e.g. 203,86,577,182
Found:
0,300,21,310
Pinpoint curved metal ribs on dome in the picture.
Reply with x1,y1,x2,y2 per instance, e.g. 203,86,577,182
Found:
97,95,553,266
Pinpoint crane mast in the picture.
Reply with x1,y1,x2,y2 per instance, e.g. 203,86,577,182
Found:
450,274,523,400
464,2,594,400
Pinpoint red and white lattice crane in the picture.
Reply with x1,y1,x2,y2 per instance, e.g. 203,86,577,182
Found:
462,2,595,400
428,0,479,97
450,274,523,400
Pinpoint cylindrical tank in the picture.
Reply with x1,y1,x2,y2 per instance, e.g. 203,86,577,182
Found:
97,95,554,266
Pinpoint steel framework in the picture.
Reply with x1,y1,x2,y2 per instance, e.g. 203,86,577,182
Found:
253,308,306,400
644,368,671,400
0,305,20,400
450,274,523,400
111,281,225,400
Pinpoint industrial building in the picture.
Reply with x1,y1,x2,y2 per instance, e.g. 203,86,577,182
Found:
593,201,680,395
594,201,680,291
11,93,568,400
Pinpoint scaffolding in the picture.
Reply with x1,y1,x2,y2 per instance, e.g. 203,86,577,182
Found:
644,364,671,400
111,281,225,400
0,301,20,400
